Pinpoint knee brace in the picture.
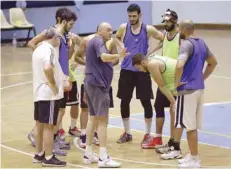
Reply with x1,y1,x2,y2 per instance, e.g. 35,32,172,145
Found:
141,100,153,119
120,99,131,119
154,102,165,118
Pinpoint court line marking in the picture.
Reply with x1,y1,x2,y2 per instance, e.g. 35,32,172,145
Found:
0,144,90,168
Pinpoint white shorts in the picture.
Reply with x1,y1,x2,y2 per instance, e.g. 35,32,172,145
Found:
174,90,204,131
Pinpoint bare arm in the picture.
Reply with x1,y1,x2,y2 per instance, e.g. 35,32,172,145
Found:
174,59,186,88
108,39,119,66
74,39,87,65
148,62,175,104
28,31,46,51
203,55,218,80
147,25,164,42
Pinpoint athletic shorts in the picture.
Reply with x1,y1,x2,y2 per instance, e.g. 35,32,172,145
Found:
34,100,60,125
84,82,110,116
60,81,79,108
117,69,153,100
80,84,114,108
154,88,176,108
174,90,204,131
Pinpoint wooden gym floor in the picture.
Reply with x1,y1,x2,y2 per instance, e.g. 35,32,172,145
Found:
1,29,231,168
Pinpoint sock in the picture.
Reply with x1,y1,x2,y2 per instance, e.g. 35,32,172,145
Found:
122,118,130,134
59,122,63,130
99,147,108,160
168,137,174,147
155,133,162,137
81,129,86,135
71,118,77,129
173,141,180,151
85,145,92,157
191,155,199,161
145,121,151,134
36,151,44,156
45,154,53,160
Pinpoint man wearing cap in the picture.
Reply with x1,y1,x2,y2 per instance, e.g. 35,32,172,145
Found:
150,9,183,155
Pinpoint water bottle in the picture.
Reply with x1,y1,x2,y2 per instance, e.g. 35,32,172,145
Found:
12,33,17,47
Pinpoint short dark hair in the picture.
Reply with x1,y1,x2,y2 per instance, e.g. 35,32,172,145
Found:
59,10,77,23
127,3,141,14
132,53,146,66
55,7,69,23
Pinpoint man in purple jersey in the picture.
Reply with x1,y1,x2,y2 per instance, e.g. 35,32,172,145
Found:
116,3,164,149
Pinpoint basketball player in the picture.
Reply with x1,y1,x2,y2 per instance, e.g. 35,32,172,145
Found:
153,9,182,151
83,22,128,168
166,20,217,167
32,27,66,167
27,8,78,156
72,30,119,149
115,3,164,148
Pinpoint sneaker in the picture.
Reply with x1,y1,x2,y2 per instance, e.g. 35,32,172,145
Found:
53,143,67,156
58,129,65,140
178,153,192,164
54,140,70,150
42,154,66,167
83,154,98,164
79,135,87,149
161,149,182,160
141,134,155,149
98,156,121,168
28,132,36,147
33,153,45,163
156,144,171,154
73,137,85,152
68,127,81,137
116,132,132,144
93,132,99,146
178,159,201,168
154,137,163,148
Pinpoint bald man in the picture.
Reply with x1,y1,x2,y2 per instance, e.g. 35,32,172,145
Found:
82,22,128,168
161,20,217,168
72,29,119,149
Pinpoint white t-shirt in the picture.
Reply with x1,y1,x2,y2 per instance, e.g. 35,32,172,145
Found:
32,42,64,101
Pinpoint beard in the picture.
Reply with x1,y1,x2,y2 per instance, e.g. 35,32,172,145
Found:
164,24,175,32
130,19,139,25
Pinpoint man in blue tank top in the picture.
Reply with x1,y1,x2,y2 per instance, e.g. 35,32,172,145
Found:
116,3,165,148
165,20,217,167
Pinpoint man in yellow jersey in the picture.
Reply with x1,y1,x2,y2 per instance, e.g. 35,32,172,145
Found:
72,30,119,149
149,9,182,152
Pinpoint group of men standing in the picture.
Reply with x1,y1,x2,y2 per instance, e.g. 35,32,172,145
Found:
29,3,217,168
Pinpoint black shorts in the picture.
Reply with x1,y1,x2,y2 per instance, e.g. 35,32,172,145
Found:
154,88,176,108
34,100,60,125
60,81,79,108
117,69,154,100
80,84,114,108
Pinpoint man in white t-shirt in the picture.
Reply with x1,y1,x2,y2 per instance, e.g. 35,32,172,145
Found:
32,27,66,167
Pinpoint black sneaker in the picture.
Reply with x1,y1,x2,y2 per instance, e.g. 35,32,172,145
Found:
42,154,66,167
116,132,132,144
33,152,45,163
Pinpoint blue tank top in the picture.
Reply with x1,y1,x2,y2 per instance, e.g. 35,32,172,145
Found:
122,23,148,72
178,38,207,91
59,33,69,76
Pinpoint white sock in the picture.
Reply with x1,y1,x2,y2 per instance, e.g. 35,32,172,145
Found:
71,118,77,129
45,154,53,160
85,145,92,157
155,133,162,137
59,122,63,130
81,129,86,135
37,151,44,156
145,121,151,134
123,118,130,134
99,147,108,160
191,155,199,161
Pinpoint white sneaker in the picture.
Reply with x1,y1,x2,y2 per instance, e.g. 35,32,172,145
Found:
178,159,201,168
98,156,121,168
83,154,98,164
178,153,192,164
73,137,85,152
161,150,182,160
156,144,172,154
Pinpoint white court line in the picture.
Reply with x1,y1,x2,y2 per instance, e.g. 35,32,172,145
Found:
0,144,90,168
1,72,33,77
1,81,33,90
